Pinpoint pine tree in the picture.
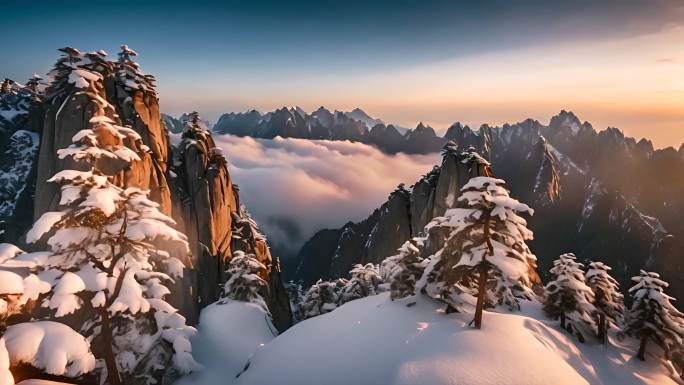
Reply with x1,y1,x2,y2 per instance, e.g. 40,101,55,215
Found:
429,176,538,328
222,251,269,312
586,261,624,343
24,74,43,94
625,271,684,362
339,263,382,305
26,97,198,383
381,241,425,300
284,280,305,323
300,279,341,319
116,45,157,96
543,253,596,342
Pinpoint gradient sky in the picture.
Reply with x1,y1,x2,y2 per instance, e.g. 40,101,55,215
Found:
2,0,683,148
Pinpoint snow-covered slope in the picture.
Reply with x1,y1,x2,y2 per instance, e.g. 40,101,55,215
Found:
174,301,277,385
232,293,675,385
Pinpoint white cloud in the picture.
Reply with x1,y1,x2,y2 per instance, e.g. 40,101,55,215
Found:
212,135,441,256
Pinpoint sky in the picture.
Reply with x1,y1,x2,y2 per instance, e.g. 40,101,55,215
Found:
2,0,683,147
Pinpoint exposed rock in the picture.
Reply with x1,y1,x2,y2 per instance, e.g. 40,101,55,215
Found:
171,112,292,328
170,112,237,319
362,185,412,265
0,77,42,242
33,47,172,221
267,257,294,333
368,124,405,153
108,45,172,215
213,109,261,135
161,113,185,133
402,122,445,154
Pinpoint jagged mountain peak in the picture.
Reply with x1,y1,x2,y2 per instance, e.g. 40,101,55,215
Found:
409,122,437,137
344,107,384,128
288,106,307,117
444,121,471,138
549,109,588,136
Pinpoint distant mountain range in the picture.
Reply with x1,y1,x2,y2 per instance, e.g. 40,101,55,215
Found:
291,110,684,304
204,106,434,153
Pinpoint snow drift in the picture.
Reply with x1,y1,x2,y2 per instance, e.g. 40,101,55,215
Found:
174,300,277,385
195,293,677,385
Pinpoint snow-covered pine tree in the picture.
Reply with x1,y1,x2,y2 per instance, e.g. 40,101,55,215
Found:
116,45,157,96
26,72,198,383
543,253,596,342
24,74,43,95
300,279,341,319
430,176,537,328
221,251,269,312
586,261,624,343
625,270,684,362
284,280,305,323
339,263,382,305
381,241,425,300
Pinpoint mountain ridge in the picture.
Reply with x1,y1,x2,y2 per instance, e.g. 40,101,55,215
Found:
291,110,684,305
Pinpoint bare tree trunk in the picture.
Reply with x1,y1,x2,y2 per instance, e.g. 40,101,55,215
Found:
474,263,488,329
577,329,585,343
99,308,122,385
560,312,566,330
598,313,606,344
473,210,493,329
637,335,648,361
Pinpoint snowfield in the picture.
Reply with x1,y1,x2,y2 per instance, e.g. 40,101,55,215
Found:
180,293,678,385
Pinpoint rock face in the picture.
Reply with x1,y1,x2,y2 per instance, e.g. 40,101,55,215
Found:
0,78,42,242
33,47,173,221
1,47,292,330
170,115,237,319
294,112,683,303
161,113,185,133
169,113,292,329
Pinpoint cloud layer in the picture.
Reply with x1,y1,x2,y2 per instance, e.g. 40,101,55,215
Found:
212,135,441,257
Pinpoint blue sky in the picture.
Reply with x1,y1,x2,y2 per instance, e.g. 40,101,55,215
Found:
2,0,683,146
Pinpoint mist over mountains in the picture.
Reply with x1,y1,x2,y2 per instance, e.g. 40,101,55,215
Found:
282,109,684,305
161,107,684,304
207,134,439,257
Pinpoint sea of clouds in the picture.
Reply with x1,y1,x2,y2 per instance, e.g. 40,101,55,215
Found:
211,135,441,258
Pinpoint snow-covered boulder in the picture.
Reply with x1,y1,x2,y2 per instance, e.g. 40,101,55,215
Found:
235,293,677,385
174,300,276,385
3,321,95,378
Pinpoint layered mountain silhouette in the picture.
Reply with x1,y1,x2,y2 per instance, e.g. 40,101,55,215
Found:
292,110,684,302
212,107,426,153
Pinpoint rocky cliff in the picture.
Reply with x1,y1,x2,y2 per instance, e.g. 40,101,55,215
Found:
294,112,682,302
0,47,292,330
0,77,42,242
